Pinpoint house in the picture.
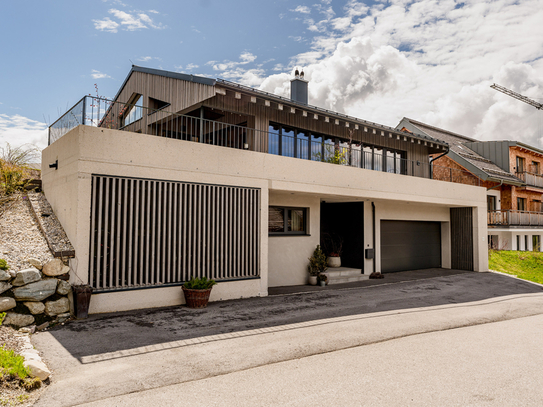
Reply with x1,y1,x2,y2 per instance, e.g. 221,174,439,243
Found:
398,118,543,252
43,66,488,314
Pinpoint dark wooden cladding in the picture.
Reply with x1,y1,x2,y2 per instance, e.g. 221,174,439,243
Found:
89,175,261,291
450,207,474,271
117,71,216,115
204,95,432,164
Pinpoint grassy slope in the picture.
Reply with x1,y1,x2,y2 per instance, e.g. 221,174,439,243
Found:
489,250,543,285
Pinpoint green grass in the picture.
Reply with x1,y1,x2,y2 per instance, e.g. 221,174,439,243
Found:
489,250,543,285
0,346,30,381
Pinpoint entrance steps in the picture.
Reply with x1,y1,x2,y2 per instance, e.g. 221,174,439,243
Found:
323,267,369,285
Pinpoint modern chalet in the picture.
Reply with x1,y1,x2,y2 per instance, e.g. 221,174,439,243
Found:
43,66,489,313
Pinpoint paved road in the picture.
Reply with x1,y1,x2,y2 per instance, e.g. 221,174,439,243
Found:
32,271,543,406
80,313,543,406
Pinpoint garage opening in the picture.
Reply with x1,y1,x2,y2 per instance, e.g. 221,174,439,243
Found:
381,220,441,273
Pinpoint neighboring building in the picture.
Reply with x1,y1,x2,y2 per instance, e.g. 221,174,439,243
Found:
43,66,488,314
398,118,543,252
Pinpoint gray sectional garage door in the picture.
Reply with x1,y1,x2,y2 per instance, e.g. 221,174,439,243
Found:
381,220,441,273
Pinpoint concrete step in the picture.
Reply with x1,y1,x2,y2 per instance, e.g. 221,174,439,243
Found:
323,267,368,285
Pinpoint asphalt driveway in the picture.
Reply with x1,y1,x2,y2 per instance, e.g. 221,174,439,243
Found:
32,270,543,406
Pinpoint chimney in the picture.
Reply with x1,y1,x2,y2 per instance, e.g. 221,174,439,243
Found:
290,69,308,105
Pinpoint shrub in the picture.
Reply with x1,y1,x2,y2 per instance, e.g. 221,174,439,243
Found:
0,312,5,325
183,276,217,290
308,245,328,276
0,346,31,380
0,259,8,270
0,143,40,196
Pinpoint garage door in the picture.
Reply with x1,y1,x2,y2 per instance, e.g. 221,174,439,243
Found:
381,220,441,273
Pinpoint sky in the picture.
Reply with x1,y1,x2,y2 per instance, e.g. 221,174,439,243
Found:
1,0,543,152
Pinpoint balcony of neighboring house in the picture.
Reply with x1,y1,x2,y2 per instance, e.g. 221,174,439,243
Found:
48,96,478,184
488,209,543,227
515,171,543,189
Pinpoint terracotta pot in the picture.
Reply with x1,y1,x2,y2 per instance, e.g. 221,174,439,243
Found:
309,275,318,285
327,256,341,268
72,285,93,319
182,286,213,308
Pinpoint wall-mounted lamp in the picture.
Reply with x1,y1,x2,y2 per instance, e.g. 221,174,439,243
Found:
49,160,58,170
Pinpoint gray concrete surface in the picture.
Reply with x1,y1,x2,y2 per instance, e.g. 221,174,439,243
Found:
32,271,543,406
80,313,543,406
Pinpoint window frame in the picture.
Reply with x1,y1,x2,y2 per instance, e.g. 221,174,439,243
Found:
121,94,143,127
268,206,309,236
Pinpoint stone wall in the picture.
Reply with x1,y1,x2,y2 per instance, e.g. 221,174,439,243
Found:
0,258,71,329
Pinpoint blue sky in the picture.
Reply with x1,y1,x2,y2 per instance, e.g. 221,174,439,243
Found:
1,0,543,150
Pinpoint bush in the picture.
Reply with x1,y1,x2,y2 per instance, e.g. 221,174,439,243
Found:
0,346,31,380
308,245,328,276
0,143,40,196
183,276,216,290
0,259,8,270
0,312,5,325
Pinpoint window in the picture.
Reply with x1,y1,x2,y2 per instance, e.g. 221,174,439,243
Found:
516,156,525,173
532,200,542,213
525,235,529,251
517,197,527,211
516,235,520,251
487,195,497,211
122,95,143,127
269,207,307,235
532,161,540,174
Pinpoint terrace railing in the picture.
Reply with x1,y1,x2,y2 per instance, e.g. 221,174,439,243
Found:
488,209,543,226
516,171,543,189
48,96,480,185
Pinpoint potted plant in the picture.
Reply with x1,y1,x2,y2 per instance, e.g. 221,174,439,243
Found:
318,273,328,287
323,233,343,268
182,276,217,308
307,245,327,285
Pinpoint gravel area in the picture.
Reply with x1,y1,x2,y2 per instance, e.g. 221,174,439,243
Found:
0,325,26,353
27,193,74,256
0,194,53,272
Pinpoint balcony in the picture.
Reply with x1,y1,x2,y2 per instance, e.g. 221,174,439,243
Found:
48,96,478,185
488,210,543,227
516,171,543,189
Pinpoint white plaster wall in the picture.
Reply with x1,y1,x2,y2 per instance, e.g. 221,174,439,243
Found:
268,192,320,287
42,126,490,312
487,189,501,210
491,230,543,252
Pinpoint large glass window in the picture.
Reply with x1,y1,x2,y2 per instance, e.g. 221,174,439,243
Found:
296,131,309,159
282,127,295,158
374,148,383,171
268,123,280,155
311,134,322,161
516,156,525,173
268,207,308,235
363,146,373,170
122,95,143,127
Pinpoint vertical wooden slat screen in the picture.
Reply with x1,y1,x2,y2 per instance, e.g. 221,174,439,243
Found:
450,207,474,271
89,175,261,291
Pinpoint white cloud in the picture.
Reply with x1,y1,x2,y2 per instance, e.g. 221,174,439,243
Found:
291,5,311,14
185,63,199,70
257,0,543,145
208,52,258,72
91,70,112,79
137,56,162,62
0,114,48,150
93,9,166,33
93,17,119,33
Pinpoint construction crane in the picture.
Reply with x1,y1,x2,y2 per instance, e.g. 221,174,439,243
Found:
490,83,543,110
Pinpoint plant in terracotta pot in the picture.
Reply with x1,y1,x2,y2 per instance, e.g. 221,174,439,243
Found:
307,245,327,285
323,233,343,268
182,276,217,308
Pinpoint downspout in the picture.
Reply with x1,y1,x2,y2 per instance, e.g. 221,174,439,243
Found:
429,148,449,179
487,180,503,191
372,202,376,275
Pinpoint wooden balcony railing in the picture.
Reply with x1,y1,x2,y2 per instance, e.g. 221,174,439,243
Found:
516,171,543,189
488,210,543,226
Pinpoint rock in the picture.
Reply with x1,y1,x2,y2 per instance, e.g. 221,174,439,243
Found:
36,322,49,331
0,269,11,281
0,297,16,312
57,312,71,322
24,359,51,380
27,258,43,270
0,281,12,294
24,301,45,315
21,350,40,360
19,325,36,334
45,297,70,316
56,280,71,295
42,259,69,277
13,279,58,301
12,268,41,286
3,312,35,328
8,270,16,279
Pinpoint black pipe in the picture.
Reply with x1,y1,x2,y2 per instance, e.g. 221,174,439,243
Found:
372,202,376,274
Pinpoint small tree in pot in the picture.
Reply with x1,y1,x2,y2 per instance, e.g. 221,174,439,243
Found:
307,245,327,285
182,276,217,308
